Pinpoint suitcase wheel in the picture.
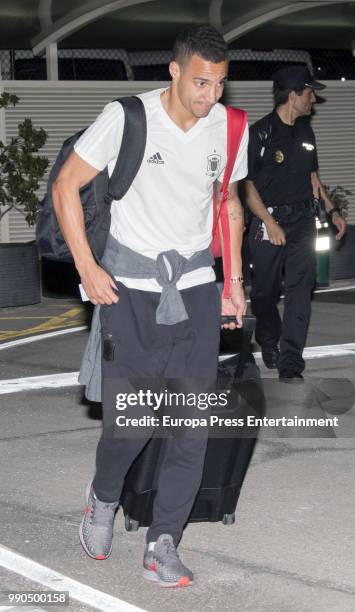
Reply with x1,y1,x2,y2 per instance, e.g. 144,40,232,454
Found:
222,512,235,525
125,515,140,532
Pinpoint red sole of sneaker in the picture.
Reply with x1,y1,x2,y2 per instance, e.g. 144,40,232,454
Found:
143,570,193,588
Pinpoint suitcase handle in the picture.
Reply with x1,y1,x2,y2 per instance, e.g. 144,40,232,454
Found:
221,314,255,331
241,314,256,334
220,315,255,337
234,315,256,379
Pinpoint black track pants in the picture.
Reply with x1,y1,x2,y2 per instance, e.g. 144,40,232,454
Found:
92,281,221,545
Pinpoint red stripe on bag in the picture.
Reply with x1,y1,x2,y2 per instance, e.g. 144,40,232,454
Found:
211,106,247,298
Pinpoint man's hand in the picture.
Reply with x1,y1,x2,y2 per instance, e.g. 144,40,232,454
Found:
265,218,286,246
221,284,247,330
332,214,347,240
80,261,119,305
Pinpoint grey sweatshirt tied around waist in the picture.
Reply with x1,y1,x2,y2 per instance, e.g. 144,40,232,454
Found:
78,234,214,401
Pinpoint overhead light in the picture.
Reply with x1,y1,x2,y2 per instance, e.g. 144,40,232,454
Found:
341,77,346,81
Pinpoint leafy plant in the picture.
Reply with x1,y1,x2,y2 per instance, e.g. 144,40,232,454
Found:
0,92,49,228
324,185,353,219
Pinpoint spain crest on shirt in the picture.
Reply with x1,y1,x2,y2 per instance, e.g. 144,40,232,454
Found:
206,153,221,177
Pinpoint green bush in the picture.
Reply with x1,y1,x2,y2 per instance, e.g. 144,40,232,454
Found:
0,92,49,228
324,184,353,219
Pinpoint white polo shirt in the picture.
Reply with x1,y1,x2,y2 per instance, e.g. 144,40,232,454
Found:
74,88,248,292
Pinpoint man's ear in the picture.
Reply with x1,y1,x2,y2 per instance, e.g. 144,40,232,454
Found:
169,60,180,81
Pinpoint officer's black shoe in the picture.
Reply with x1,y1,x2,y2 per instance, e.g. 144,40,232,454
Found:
279,372,304,384
261,345,280,369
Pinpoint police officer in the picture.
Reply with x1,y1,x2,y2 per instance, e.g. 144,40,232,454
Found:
245,65,347,383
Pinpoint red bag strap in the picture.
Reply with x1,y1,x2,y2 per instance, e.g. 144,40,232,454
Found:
213,106,247,298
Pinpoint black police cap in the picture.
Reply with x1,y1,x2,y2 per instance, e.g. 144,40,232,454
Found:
273,65,326,91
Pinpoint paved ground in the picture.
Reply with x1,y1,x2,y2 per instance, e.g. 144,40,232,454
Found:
0,283,355,612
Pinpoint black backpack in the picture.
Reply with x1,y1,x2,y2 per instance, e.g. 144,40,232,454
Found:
36,96,147,264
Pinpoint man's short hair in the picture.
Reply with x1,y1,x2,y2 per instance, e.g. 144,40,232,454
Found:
274,86,305,106
173,24,229,65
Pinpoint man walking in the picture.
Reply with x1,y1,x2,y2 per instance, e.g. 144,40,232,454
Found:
53,25,248,587
245,65,346,383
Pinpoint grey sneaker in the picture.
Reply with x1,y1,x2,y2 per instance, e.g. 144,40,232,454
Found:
143,534,194,587
79,482,119,560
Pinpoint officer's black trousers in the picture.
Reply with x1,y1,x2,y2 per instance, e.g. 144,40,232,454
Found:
249,212,316,374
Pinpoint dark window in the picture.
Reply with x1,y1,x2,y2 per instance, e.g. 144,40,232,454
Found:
58,58,127,80
14,58,46,80
14,57,128,80
132,64,170,81
311,49,355,80
228,60,307,81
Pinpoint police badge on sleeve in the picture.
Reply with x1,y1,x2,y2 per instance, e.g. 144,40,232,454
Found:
206,152,221,177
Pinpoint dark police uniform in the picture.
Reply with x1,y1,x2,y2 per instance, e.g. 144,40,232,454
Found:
248,110,318,376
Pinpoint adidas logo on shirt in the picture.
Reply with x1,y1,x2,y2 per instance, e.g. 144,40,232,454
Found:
147,152,165,164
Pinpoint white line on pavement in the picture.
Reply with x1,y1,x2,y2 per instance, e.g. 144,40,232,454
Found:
0,326,87,351
220,342,355,362
0,343,355,394
0,545,147,612
301,343,355,359
0,372,79,394
0,608,44,611
314,284,355,293
245,284,355,303
0,604,46,612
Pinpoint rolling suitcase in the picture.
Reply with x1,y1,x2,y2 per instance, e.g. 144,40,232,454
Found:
120,314,265,532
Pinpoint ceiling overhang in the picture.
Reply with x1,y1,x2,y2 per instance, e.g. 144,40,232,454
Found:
32,0,158,55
